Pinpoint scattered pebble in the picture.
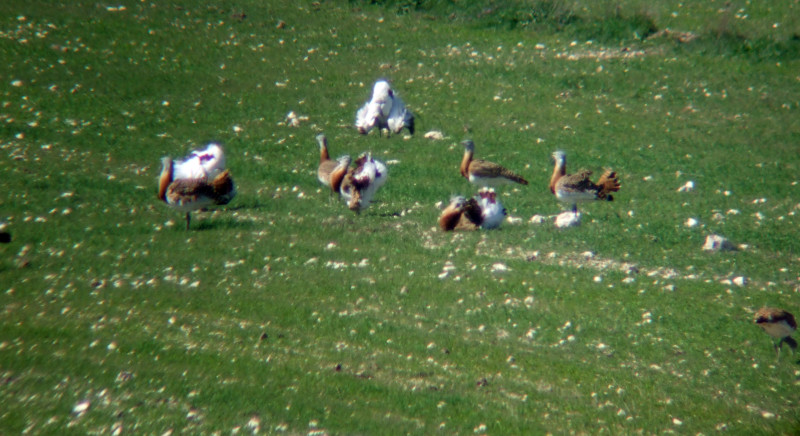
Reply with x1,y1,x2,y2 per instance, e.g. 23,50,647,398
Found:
529,214,547,224
677,181,694,192
506,216,522,225
72,399,90,416
491,263,508,273
555,211,580,228
423,130,444,140
702,234,737,252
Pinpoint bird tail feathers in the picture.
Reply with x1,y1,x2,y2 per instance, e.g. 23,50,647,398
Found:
211,170,236,205
596,170,620,200
784,336,798,350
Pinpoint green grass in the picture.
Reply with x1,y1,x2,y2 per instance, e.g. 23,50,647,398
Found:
2,0,799,434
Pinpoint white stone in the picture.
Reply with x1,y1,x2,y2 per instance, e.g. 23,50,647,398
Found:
491,263,509,273
423,130,444,140
554,211,580,228
677,181,695,192
506,216,522,225
702,234,736,252
529,214,547,224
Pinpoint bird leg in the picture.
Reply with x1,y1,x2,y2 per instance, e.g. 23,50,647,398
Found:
185,212,191,230
571,204,578,213
784,336,798,351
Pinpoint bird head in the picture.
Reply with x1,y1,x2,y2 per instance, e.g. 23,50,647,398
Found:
448,195,466,209
551,150,566,166
372,80,392,100
461,139,475,152
316,133,327,148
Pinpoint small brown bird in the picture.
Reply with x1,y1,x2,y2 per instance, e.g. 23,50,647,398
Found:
754,307,797,359
549,150,620,213
460,140,528,187
315,134,350,194
158,156,236,230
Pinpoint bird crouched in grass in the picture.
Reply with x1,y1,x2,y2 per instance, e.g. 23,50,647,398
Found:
355,79,415,137
754,307,797,360
158,144,236,230
339,152,388,213
549,150,620,213
460,140,528,188
439,188,506,231
315,134,351,195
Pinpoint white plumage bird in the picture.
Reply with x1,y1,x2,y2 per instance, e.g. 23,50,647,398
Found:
171,142,227,180
339,152,388,212
158,143,236,230
476,188,505,229
355,80,414,136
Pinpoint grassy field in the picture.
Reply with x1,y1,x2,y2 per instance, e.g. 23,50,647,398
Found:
1,0,799,434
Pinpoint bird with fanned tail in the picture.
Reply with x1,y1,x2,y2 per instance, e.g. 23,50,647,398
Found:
158,143,236,230
439,188,506,231
549,150,619,213
355,79,414,137
460,140,528,188
339,152,388,213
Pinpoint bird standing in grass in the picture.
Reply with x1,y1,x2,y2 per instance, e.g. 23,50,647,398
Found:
754,307,797,360
549,150,620,213
158,144,236,230
460,140,528,187
339,152,388,213
355,80,414,136
315,134,350,194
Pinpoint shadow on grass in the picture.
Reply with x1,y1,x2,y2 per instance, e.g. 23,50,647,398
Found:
193,218,257,231
223,201,269,212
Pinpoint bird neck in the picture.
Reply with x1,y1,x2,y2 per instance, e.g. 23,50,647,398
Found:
158,159,173,201
330,165,348,193
319,142,330,163
460,149,473,178
549,158,565,194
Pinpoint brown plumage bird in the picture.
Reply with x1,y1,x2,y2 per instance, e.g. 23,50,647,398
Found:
158,157,236,230
549,150,620,213
754,307,797,360
439,196,484,231
460,140,528,187
315,134,350,194
439,188,506,231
